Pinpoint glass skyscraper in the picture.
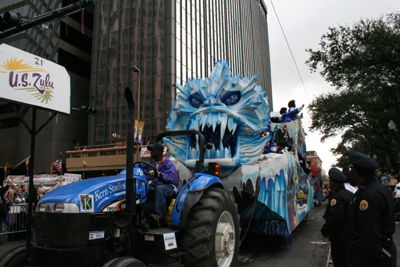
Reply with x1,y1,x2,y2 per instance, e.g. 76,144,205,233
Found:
89,0,272,145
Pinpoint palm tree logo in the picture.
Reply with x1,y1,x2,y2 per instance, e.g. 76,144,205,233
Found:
1,58,56,104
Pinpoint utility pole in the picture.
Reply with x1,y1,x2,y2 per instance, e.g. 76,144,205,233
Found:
130,65,141,161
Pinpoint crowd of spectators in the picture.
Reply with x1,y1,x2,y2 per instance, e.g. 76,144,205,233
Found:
0,176,65,242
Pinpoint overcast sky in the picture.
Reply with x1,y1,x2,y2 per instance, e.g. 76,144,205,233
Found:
262,0,399,172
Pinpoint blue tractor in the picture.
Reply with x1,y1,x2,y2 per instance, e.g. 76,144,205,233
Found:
1,88,240,267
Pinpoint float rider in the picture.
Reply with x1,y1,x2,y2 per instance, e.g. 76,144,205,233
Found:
141,143,179,228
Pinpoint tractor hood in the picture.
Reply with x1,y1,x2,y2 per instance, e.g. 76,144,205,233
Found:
39,168,147,213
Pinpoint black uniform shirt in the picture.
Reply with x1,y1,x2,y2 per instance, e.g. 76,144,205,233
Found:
322,186,353,238
347,177,395,266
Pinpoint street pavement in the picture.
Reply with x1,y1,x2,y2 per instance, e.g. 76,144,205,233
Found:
238,200,400,267
0,201,399,266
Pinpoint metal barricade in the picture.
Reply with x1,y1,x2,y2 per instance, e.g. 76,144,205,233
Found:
0,204,35,237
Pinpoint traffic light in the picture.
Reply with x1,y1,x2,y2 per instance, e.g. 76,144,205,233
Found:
0,12,22,31
79,106,96,115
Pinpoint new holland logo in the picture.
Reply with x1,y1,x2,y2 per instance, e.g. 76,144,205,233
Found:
80,194,94,212
1,58,56,104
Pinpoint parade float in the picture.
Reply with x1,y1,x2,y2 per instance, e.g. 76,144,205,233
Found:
164,60,313,245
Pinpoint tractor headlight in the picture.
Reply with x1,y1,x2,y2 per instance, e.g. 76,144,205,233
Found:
38,203,47,212
36,203,79,213
54,203,65,213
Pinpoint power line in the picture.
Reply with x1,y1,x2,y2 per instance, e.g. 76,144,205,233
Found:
268,0,310,102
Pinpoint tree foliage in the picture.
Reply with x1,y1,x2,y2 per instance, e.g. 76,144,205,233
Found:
306,12,400,170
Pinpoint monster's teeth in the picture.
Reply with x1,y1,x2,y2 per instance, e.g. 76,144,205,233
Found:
198,114,204,131
220,115,227,138
199,113,204,122
207,114,213,127
189,120,195,129
192,118,198,131
216,149,220,158
224,147,229,158
228,117,234,132
201,114,207,131
212,114,217,132
206,149,211,159
228,147,232,158
232,121,237,135
213,147,218,158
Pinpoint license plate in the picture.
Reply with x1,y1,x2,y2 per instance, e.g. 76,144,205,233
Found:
89,230,105,240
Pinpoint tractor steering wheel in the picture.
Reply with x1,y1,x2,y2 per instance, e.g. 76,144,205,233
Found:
134,161,159,180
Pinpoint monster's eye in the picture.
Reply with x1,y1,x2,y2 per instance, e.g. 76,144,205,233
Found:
221,92,241,105
189,96,203,108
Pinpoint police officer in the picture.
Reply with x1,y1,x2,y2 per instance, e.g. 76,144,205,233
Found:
346,151,397,267
321,168,353,267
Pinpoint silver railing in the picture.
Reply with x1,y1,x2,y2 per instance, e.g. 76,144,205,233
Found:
0,204,35,236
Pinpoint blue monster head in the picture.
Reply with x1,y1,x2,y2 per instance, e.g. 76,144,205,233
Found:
164,61,271,176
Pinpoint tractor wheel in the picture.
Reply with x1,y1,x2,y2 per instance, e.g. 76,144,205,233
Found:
102,256,147,267
0,245,29,267
180,188,240,267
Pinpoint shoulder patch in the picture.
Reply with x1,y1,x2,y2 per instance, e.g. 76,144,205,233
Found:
330,199,337,206
359,200,368,211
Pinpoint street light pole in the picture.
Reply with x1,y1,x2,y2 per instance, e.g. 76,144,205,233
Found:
130,65,141,161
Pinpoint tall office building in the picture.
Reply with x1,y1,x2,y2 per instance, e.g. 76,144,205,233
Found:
89,0,272,145
0,0,94,175
0,0,271,175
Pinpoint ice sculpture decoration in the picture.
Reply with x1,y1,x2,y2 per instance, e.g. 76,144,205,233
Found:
165,60,271,176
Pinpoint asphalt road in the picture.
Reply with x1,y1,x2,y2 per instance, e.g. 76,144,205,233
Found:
238,200,400,267
0,205,328,266
1,200,399,266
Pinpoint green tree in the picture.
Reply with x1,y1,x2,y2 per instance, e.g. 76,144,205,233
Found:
306,12,400,171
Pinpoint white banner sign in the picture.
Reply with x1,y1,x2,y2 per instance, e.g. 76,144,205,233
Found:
0,44,71,114
140,146,168,158
3,174,82,186
141,147,151,158
63,173,82,182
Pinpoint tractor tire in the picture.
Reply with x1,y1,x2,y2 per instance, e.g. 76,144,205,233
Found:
0,245,29,267
102,256,146,267
180,188,240,267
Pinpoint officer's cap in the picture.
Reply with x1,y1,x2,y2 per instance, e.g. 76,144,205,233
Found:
349,151,379,172
328,168,347,183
